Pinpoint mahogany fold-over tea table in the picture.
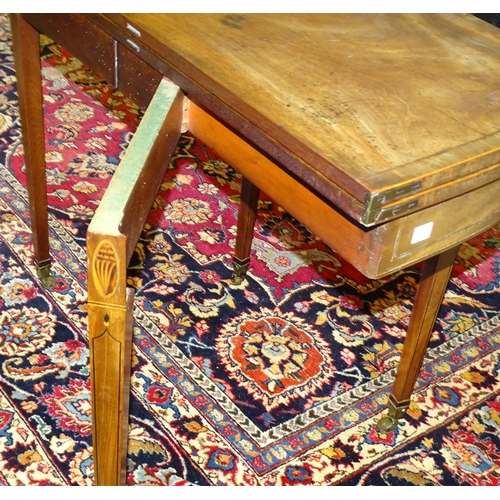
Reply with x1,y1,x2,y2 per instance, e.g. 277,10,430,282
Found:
11,13,500,485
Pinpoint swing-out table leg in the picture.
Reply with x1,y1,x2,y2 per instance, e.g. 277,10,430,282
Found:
86,78,185,484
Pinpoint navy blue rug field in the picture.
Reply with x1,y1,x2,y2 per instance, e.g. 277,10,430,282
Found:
1,14,500,485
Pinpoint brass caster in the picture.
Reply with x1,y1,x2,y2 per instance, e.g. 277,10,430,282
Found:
36,265,56,290
40,273,56,289
377,415,398,434
376,393,411,434
232,274,245,286
232,256,250,285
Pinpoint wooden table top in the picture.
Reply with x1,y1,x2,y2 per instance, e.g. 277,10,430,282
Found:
103,14,500,222
23,13,500,225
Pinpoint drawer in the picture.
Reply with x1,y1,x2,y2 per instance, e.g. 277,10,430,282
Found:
22,13,116,85
22,14,164,111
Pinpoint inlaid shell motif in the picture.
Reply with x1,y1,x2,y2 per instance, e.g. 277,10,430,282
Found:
93,239,119,298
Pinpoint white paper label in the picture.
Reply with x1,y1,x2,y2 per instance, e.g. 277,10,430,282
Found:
411,221,434,244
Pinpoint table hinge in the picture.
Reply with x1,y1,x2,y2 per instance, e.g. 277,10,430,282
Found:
362,199,419,225
362,181,421,224
364,181,422,211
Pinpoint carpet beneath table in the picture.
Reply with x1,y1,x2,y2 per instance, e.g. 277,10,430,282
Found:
1,14,500,486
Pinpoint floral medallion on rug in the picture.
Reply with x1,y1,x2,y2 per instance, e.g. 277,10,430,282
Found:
1,15,500,486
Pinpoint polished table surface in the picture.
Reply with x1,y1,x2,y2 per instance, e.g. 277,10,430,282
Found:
11,13,500,485
117,13,500,215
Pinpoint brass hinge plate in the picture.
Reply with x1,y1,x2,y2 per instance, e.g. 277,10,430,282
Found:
362,181,422,225
364,199,419,225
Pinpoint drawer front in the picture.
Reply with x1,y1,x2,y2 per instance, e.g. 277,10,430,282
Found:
22,13,116,85
23,14,166,112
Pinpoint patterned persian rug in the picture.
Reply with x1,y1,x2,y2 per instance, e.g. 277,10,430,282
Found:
1,14,500,486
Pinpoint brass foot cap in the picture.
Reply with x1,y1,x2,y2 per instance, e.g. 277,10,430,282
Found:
36,266,56,290
376,415,398,434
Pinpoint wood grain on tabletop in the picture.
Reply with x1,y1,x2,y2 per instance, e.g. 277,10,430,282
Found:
119,14,500,195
